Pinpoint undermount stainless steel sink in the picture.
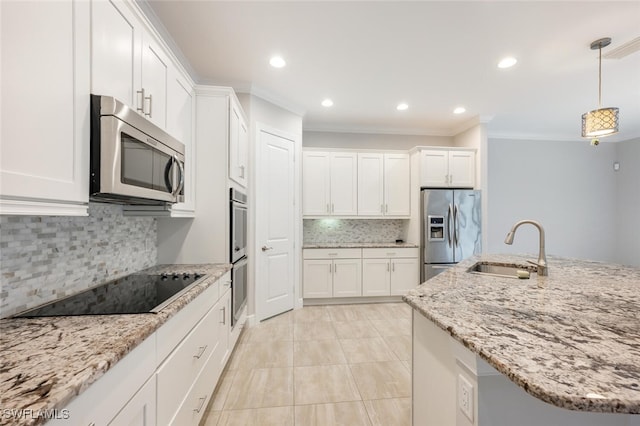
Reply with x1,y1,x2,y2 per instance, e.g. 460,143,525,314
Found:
467,262,535,279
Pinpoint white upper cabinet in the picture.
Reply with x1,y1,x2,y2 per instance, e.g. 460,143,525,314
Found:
165,71,195,216
330,153,358,216
302,152,331,216
0,0,90,216
358,152,410,217
91,0,141,108
420,149,475,188
357,153,385,216
229,99,249,188
302,151,357,216
92,0,170,130
140,35,169,129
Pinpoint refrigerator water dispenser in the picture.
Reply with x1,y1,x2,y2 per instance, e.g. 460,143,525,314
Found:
428,216,445,241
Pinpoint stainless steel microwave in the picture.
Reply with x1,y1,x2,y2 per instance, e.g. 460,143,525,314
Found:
90,95,185,205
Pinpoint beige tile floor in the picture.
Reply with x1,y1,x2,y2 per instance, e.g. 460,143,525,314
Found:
201,302,412,426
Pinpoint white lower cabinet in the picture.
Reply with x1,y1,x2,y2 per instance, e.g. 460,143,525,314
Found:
303,249,362,298
362,248,420,297
303,247,419,299
51,272,239,426
110,375,156,426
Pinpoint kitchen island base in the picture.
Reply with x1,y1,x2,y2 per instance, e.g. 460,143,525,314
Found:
412,311,640,426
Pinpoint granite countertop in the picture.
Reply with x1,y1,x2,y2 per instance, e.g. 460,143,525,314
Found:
403,254,640,414
0,263,232,426
303,242,419,249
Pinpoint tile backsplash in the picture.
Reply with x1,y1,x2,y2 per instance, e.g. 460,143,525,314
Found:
0,203,157,318
303,219,406,244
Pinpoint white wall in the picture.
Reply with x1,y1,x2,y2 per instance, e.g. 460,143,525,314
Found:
303,131,453,150
615,138,640,267
486,138,618,262
238,93,304,321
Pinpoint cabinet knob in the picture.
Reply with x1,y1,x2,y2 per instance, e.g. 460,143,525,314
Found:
193,395,208,413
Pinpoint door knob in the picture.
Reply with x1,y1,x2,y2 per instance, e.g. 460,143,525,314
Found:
261,246,273,252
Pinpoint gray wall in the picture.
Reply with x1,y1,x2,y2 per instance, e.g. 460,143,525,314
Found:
616,138,640,267
486,138,620,263
0,203,157,318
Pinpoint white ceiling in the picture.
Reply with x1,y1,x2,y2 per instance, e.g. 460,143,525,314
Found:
143,1,640,141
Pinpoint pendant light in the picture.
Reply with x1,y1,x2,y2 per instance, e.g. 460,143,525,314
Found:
581,37,619,145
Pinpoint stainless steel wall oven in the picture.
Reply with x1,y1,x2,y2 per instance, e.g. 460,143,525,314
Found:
230,188,248,326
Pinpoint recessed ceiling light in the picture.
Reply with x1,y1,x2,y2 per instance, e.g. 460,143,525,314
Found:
321,99,333,107
269,56,286,68
453,107,466,114
397,103,409,111
498,57,517,69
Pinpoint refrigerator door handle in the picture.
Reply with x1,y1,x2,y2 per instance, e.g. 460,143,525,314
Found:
453,204,459,246
447,204,453,248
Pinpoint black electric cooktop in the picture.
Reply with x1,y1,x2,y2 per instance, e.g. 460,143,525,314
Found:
13,272,207,318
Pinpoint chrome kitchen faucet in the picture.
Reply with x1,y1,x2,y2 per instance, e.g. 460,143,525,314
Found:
504,220,549,276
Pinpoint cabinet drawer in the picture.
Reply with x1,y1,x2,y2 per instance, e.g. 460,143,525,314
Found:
362,247,419,258
157,272,229,362
157,299,221,422
170,345,219,425
303,248,362,259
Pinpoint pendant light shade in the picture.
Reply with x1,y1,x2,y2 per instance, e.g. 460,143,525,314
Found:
581,107,619,137
581,38,619,140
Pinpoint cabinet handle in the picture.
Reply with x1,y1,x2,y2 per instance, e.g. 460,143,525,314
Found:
392,262,395,272
385,204,388,213
332,203,335,213
329,264,332,273
194,345,208,359
327,204,330,213
334,264,337,273
240,165,245,178
136,88,145,114
146,93,153,118
194,395,208,413
387,263,389,272
221,306,226,325
328,252,338,256
386,252,396,256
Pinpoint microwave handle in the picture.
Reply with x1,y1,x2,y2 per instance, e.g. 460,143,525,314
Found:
173,155,185,197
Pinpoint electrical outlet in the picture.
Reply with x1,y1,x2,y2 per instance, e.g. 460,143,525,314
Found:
458,374,474,422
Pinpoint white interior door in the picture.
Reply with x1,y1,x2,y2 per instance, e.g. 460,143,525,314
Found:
256,129,296,321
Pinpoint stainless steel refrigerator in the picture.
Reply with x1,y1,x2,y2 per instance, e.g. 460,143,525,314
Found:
422,189,481,281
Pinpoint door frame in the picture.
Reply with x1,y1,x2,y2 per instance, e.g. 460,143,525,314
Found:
251,122,302,324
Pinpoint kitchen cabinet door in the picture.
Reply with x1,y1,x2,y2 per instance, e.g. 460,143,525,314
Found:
362,258,391,296
390,257,420,295
109,375,156,426
91,0,142,110
448,151,475,188
303,260,333,298
302,152,331,216
141,32,169,129
0,0,89,215
420,150,449,187
166,70,195,216
332,259,362,297
229,100,248,187
384,153,411,216
330,152,358,215
358,153,385,216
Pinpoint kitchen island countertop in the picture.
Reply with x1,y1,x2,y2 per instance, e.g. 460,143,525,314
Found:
0,263,232,426
403,254,640,414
